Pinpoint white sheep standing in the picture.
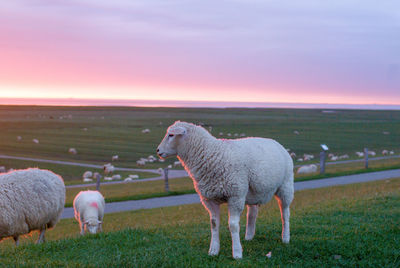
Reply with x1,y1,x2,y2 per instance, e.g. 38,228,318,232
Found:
129,174,139,179
32,138,39,144
68,148,77,155
297,164,318,174
112,174,121,180
103,163,115,174
112,155,119,161
0,168,65,245
157,121,294,259
73,190,105,235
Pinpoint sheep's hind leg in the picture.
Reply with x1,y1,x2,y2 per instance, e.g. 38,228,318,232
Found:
275,184,294,244
245,205,258,240
201,199,220,256
37,228,46,244
228,198,245,259
13,236,19,246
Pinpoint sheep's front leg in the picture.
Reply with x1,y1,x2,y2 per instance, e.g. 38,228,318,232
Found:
79,216,85,235
228,198,245,259
245,205,258,240
201,199,220,256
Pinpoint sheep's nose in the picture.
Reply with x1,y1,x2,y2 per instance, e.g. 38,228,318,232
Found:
156,148,160,153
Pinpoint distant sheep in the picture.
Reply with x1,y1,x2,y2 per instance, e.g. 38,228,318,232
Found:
32,139,39,144
368,151,376,156
157,168,163,174
0,166,6,173
142,128,151,134
103,163,115,174
389,150,394,155
68,148,77,155
112,155,119,161
136,160,146,166
167,164,172,169
297,164,318,174
293,130,299,135
112,174,121,180
83,171,93,178
355,152,364,157
219,132,224,136
73,190,105,235
0,168,65,245
157,121,294,259
382,150,388,155
83,178,93,182
17,136,22,141
173,161,181,167
124,177,133,182
104,177,113,181
240,133,246,137
129,174,139,179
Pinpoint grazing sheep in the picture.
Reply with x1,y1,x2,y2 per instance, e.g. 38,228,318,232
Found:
167,164,172,169
32,139,39,144
330,155,339,161
136,160,146,166
83,171,93,178
355,151,364,157
303,154,314,161
0,168,65,245
290,152,296,158
157,121,294,259
339,154,349,159
103,163,114,174
158,159,165,163
382,150,388,155
368,151,376,156
297,164,318,174
73,191,105,235
389,150,394,155
112,174,121,180
227,133,232,137
112,155,119,161
68,148,77,155
104,177,113,181
293,130,299,135
83,178,93,182
219,132,224,136
129,174,139,179
142,128,151,134
17,136,22,141
124,177,133,182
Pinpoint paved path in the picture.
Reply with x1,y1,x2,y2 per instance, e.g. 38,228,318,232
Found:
61,168,400,219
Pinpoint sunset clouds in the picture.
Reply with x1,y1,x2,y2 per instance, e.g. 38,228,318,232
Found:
0,0,399,105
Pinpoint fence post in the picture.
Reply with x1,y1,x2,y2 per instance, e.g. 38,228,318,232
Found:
320,151,326,174
96,174,101,191
163,168,170,193
364,148,369,169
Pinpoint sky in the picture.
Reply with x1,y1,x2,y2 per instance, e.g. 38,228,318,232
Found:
0,0,399,106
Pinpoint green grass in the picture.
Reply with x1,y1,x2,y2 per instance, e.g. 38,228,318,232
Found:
0,178,398,267
0,158,157,184
1,106,399,170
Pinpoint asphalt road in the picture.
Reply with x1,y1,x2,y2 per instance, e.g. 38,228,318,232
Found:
61,168,400,219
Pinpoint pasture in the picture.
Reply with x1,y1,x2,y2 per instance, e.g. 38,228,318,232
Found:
0,178,398,267
1,106,399,172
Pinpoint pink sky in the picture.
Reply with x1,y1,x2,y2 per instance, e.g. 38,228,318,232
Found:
0,1,399,106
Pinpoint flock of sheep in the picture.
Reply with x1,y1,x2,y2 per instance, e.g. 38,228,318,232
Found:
0,168,104,246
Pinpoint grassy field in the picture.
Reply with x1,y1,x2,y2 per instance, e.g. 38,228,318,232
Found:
0,178,398,267
1,106,399,170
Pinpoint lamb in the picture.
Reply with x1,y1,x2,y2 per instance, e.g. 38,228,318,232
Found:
32,138,39,144
0,168,65,245
157,121,294,259
73,190,105,235
103,163,115,174
297,164,318,174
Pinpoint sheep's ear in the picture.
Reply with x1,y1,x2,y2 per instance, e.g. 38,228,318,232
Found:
169,126,186,136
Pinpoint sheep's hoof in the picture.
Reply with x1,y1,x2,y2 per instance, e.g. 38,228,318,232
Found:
245,233,254,241
208,246,220,256
282,236,290,244
233,252,243,259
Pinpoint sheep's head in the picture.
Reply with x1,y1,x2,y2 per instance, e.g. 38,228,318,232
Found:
84,219,102,234
157,123,187,159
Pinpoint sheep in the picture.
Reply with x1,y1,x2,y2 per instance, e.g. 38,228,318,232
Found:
32,138,39,144
293,130,299,135
296,164,318,174
219,132,224,136
104,177,113,181
17,136,22,141
142,128,151,134
103,163,114,174
157,168,163,174
339,154,349,159
368,151,376,156
389,150,394,155
330,155,339,161
240,133,246,137
124,177,133,182
68,148,77,155
129,174,139,179
112,155,119,161
158,158,165,163
355,152,364,157
167,164,172,169
0,166,6,173
173,160,181,167
157,121,294,259
83,171,93,178
382,150,389,155
83,178,93,182
0,168,65,245
73,190,105,235
136,160,146,166
112,174,121,180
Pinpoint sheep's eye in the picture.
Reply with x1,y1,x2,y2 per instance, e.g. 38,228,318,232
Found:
168,134,174,137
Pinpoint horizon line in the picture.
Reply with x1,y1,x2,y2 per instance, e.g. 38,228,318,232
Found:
0,97,400,110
